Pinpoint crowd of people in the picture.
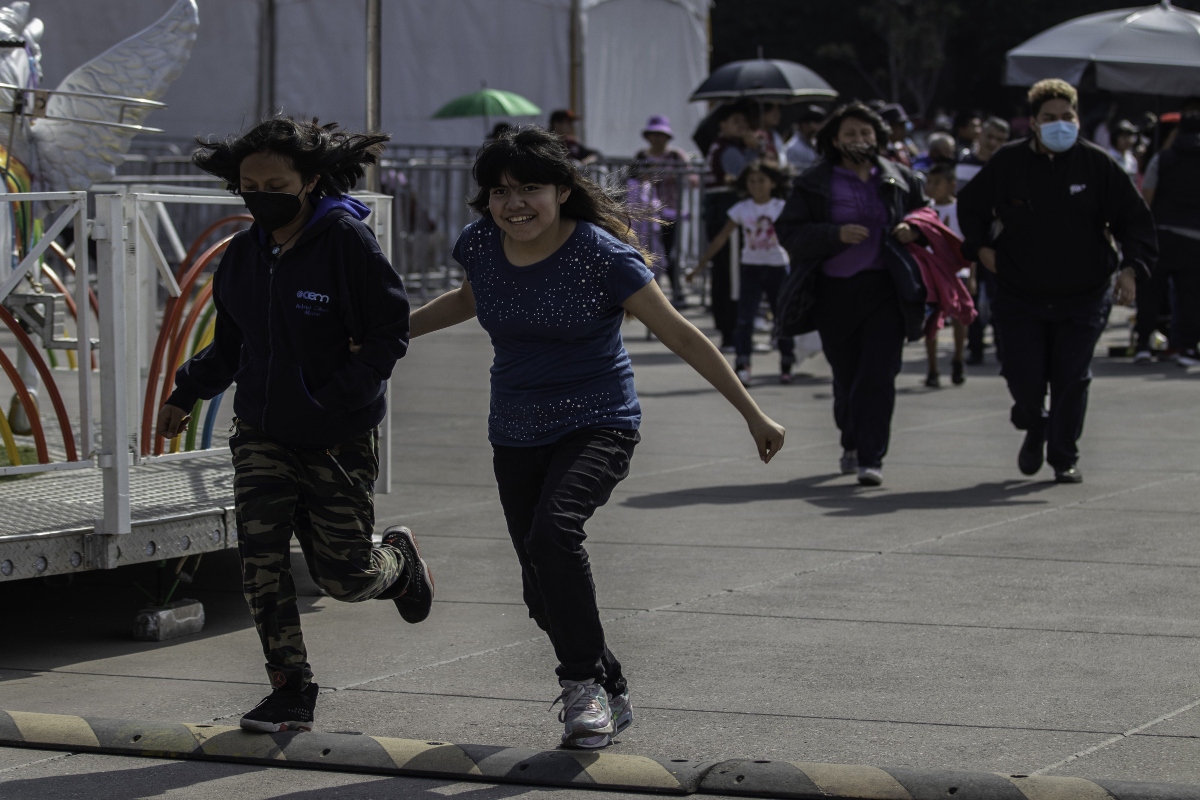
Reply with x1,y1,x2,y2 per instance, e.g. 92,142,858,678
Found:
658,81,1192,489
149,73,1192,757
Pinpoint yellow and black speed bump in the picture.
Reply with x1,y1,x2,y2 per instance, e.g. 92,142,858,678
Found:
697,759,1200,800
5,712,1200,799
0,711,708,794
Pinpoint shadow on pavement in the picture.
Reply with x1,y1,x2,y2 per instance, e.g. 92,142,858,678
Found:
0,549,324,681
623,475,1055,517
0,757,545,799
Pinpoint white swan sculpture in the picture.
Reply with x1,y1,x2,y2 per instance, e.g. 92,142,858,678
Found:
0,0,199,436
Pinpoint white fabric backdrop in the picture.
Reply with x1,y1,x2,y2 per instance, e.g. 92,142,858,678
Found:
29,0,707,156
582,0,708,157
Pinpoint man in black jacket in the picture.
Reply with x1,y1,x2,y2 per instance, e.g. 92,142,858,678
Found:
958,79,1157,484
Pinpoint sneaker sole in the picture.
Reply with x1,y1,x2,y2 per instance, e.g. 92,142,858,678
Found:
560,720,616,748
385,528,435,624
562,732,613,749
240,718,313,734
857,474,882,487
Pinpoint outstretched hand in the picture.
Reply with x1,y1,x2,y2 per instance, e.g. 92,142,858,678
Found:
748,415,786,464
157,403,191,439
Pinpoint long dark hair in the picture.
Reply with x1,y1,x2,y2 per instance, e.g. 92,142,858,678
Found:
815,102,891,162
468,126,648,254
193,117,390,198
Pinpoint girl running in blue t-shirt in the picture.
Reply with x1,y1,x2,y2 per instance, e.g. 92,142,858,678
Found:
410,127,785,750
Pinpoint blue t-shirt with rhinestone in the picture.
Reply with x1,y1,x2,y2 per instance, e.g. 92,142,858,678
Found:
452,216,655,446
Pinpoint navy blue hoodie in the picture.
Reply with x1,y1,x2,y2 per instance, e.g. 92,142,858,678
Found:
166,195,410,448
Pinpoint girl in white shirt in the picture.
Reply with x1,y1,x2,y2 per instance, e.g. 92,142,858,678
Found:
700,162,794,385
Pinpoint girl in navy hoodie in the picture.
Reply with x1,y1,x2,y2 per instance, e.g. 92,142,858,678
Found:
157,118,433,735
410,127,786,749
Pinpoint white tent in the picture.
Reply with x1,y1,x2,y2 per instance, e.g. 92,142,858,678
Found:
32,0,709,157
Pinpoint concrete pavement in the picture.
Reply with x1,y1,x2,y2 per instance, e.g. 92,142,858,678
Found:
1,305,1198,798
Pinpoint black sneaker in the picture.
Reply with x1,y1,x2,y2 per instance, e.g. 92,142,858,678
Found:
1054,466,1083,484
240,682,318,733
951,360,965,385
1018,428,1045,476
382,526,434,624
924,371,940,388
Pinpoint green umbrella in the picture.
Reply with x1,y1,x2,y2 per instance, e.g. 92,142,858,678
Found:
432,88,541,119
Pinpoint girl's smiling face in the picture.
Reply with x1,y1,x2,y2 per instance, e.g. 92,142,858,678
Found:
488,173,570,243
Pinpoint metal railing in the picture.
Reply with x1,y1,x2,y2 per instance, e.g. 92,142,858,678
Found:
0,191,93,477
0,188,395,536
116,146,713,305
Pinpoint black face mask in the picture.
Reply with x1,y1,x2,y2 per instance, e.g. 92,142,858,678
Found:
241,187,306,234
840,142,877,165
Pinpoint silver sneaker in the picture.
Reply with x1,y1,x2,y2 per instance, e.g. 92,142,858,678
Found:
552,679,613,747
609,688,633,735
571,688,632,749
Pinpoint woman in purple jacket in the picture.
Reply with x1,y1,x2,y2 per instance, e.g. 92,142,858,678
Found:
775,103,929,487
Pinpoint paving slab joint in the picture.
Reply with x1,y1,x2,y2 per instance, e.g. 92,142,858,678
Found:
4,712,1200,799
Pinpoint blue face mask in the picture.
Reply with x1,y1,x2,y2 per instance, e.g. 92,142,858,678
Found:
1038,120,1078,153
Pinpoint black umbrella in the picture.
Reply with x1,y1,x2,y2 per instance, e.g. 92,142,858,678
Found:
690,58,837,102
1006,1,1200,96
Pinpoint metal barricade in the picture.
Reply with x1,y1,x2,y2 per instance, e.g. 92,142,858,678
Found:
115,144,712,306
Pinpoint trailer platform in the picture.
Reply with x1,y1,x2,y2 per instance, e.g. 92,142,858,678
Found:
0,456,235,582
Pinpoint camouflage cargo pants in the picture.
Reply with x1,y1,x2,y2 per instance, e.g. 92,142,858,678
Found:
230,420,404,690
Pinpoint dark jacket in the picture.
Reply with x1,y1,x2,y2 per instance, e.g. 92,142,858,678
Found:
167,198,410,449
957,137,1157,300
775,157,930,341
1152,133,1200,231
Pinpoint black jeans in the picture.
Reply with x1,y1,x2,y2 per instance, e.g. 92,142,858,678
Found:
705,192,739,345
992,286,1110,471
816,270,906,469
492,427,638,693
1135,230,1200,352
660,221,684,303
734,264,796,366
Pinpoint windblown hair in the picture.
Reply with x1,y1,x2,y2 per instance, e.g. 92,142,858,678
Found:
1028,79,1078,117
193,117,390,198
734,161,788,199
468,126,650,255
815,102,891,161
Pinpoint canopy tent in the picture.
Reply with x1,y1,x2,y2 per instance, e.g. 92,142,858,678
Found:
1006,0,1200,96
31,0,709,157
